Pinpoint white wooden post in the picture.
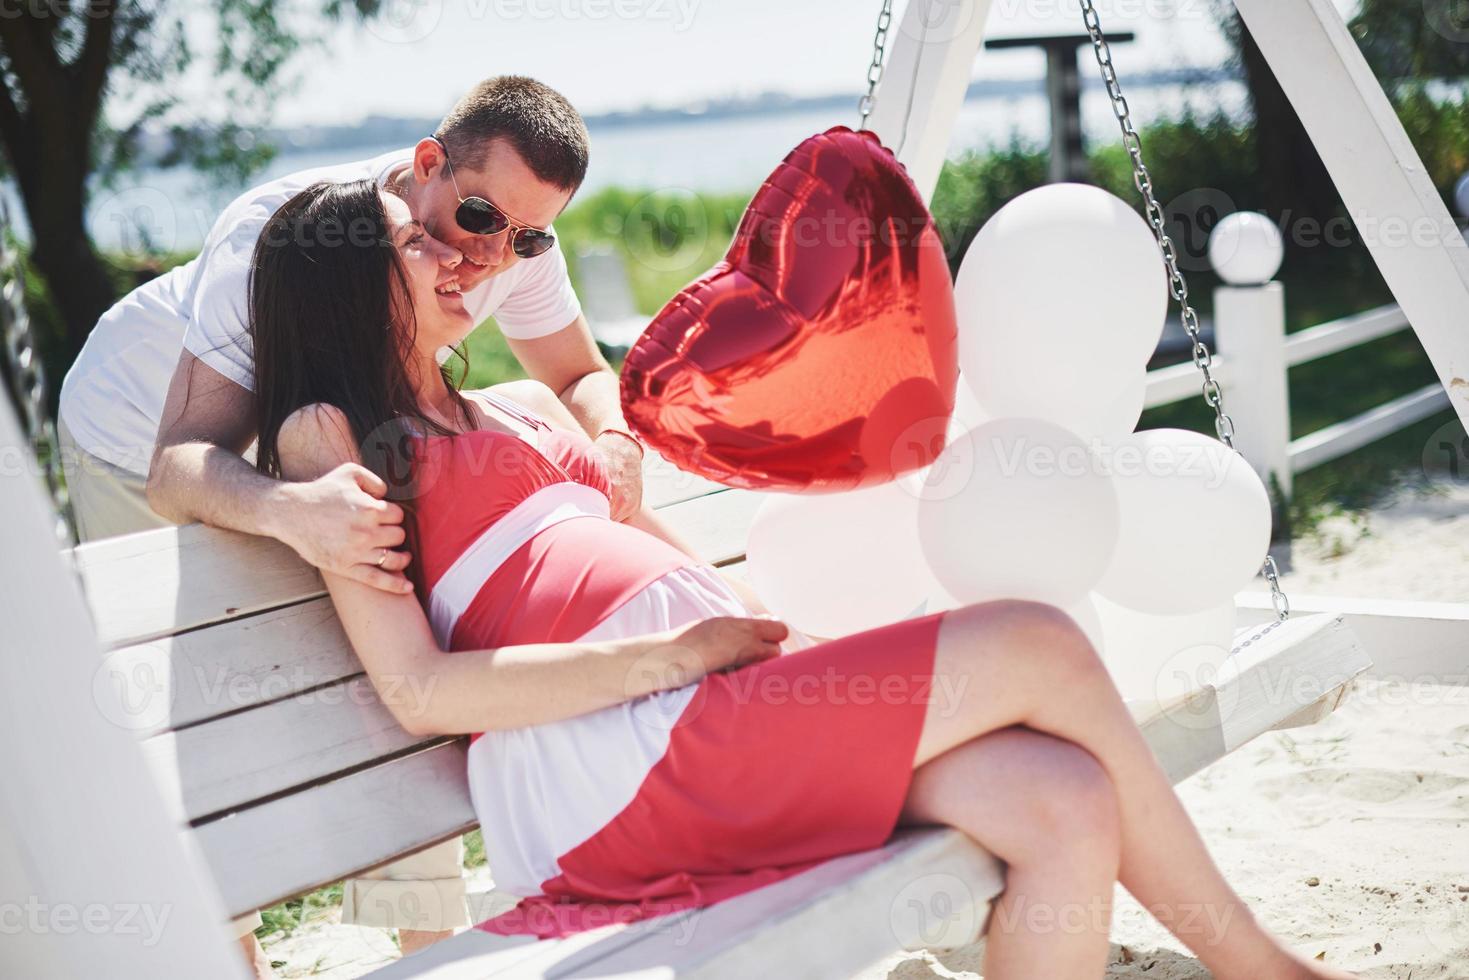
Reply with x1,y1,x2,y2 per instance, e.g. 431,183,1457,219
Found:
1232,0,1469,437
1209,211,1291,500
867,0,993,204
1214,283,1290,498
0,402,246,976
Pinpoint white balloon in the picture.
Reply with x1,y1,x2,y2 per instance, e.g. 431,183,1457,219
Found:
967,366,1144,449
1053,367,1147,447
955,183,1168,431
1079,593,1237,704
899,372,989,505
952,371,991,430
896,419,980,622
746,481,946,638
1095,428,1272,614
917,417,1120,608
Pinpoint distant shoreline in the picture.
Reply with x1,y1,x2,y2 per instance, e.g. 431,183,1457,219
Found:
167,67,1237,161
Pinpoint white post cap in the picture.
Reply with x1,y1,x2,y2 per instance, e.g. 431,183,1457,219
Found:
1208,211,1284,285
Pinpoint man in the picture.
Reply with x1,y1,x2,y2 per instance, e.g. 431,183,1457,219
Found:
58,75,645,976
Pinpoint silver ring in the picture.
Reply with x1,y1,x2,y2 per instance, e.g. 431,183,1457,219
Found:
376,549,387,568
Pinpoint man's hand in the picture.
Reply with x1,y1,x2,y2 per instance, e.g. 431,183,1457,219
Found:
268,463,413,594
594,431,645,521
504,316,645,520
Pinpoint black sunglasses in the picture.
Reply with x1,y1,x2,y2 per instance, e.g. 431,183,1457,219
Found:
431,136,557,259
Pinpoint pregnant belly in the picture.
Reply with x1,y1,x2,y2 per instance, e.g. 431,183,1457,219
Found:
464,559,815,897
448,515,703,651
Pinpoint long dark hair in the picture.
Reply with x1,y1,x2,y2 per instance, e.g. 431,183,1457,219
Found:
249,178,472,519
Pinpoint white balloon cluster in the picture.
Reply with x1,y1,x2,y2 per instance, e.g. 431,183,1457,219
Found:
748,184,1275,707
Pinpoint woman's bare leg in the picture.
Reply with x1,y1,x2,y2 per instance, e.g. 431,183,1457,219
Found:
900,726,1121,979
914,600,1355,980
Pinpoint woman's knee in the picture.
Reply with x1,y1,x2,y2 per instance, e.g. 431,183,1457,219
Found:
1020,741,1122,864
914,730,1122,869
904,730,1121,873
940,598,1103,680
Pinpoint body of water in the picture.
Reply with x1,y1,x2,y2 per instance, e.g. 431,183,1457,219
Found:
13,80,1248,255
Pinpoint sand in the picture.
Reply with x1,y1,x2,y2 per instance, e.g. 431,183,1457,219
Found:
263,478,1469,979
863,677,1469,980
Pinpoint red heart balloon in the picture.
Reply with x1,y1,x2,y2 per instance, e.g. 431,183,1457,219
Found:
619,125,959,493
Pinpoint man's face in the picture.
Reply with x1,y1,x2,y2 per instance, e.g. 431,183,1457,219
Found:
410,136,573,293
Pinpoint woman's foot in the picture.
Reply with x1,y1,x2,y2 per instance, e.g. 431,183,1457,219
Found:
399,927,456,957
238,931,279,979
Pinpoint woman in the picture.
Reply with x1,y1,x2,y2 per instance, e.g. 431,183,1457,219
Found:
250,178,1355,979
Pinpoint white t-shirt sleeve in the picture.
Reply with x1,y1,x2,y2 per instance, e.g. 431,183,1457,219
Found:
481,233,583,340
180,211,264,391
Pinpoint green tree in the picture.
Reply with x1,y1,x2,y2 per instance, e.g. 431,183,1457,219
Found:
1216,2,1469,258
1350,0,1469,83
1217,8,1341,248
0,0,382,363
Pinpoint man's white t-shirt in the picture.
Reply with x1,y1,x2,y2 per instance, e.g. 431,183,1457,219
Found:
59,146,582,476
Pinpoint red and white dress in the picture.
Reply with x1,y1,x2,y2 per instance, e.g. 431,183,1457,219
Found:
411,389,948,939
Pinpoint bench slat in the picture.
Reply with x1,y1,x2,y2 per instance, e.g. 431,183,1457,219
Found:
192,742,475,916
368,918,662,979
581,828,1004,980
144,674,432,823
103,597,357,738
368,829,1004,980
642,451,728,509
657,489,762,567
76,524,325,650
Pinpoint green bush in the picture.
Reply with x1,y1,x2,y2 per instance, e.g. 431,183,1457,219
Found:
556,185,751,315
1393,84,1469,198
929,139,1049,272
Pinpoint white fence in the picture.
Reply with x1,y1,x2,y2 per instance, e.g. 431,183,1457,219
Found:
1142,214,1453,501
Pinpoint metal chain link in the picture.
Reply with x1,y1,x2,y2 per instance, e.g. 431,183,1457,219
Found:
0,199,75,547
856,0,894,130
1078,0,1289,627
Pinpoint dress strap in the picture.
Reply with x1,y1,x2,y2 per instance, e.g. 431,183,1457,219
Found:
469,388,553,432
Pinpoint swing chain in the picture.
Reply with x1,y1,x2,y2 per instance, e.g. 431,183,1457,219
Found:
0,198,73,547
857,0,894,130
1078,0,1290,625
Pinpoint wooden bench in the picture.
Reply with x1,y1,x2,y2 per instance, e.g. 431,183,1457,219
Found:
70,451,1371,978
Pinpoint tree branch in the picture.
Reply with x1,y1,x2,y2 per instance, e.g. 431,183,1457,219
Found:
0,13,63,107
0,70,31,172
74,0,118,119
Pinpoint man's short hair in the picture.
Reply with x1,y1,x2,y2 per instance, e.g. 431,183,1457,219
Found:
435,76,590,192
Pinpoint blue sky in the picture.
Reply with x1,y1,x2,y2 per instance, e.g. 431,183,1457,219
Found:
159,0,1361,127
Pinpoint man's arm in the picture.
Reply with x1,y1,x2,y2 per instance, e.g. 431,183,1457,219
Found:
146,351,413,593
505,311,645,521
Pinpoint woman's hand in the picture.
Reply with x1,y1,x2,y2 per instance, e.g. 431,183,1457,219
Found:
630,616,790,695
